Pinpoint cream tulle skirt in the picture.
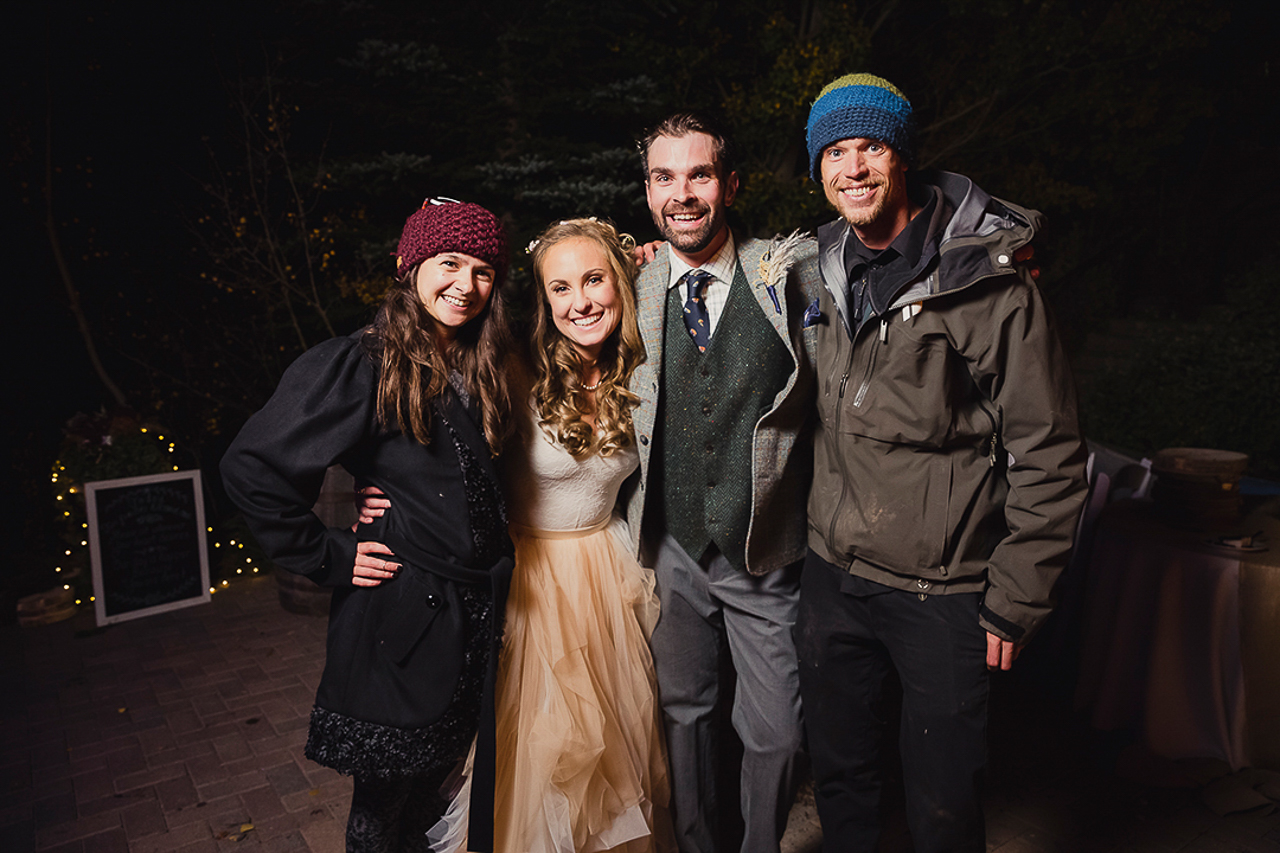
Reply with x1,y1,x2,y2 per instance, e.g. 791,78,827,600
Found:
492,516,674,853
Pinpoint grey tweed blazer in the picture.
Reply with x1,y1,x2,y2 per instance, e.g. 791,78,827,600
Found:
624,235,822,575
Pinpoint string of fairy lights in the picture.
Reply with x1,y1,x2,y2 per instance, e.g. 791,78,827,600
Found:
50,425,261,608
51,457,95,606
213,533,262,592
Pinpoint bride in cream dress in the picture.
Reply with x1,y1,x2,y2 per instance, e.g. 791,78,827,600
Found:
494,218,672,853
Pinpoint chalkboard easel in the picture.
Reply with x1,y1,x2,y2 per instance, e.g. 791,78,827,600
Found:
85,470,211,626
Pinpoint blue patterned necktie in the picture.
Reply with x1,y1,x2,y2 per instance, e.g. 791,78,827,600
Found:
682,269,713,353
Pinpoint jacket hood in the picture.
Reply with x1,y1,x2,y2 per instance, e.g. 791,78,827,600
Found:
817,170,1043,336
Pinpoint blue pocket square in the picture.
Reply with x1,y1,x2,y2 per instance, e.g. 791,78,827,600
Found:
802,299,823,328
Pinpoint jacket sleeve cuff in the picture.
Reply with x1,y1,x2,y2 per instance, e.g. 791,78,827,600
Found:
979,603,1026,643
311,527,359,587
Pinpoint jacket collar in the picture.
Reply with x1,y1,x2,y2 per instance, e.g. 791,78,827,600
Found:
818,170,1042,336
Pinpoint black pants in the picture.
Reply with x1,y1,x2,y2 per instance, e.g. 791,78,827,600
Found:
346,767,453,853
795,551,989,853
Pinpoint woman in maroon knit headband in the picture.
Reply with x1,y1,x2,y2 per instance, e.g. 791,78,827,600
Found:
222,198,516,853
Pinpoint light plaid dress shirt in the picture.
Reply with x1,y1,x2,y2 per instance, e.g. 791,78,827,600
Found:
665,232,738,339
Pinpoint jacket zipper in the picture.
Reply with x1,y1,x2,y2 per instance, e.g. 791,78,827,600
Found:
978,401,999,467
828,326,857,549
852,319,888,408
827,313,882,549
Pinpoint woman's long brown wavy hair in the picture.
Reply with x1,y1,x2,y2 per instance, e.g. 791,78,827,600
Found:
528,218,644,459
365,263,516,454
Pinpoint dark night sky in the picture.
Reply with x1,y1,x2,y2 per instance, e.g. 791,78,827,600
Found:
4,2,290,557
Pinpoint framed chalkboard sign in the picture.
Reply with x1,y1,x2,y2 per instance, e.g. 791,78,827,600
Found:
85,470,211,626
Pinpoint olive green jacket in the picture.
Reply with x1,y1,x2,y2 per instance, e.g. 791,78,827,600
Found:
808,172,1088,642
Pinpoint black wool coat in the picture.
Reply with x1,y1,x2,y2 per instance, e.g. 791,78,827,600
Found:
220,329,513,783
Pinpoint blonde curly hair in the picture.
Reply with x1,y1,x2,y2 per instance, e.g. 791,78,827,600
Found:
528,218,645,459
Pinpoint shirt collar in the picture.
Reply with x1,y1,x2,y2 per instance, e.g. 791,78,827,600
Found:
843,187,938,275
667,230,738,289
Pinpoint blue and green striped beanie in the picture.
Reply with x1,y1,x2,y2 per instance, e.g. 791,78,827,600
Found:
806,74,915,181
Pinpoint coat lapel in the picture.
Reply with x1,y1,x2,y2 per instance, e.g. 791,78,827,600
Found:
737,237,796,357
636,248,670,364
435,391,503,494
632,247,670,451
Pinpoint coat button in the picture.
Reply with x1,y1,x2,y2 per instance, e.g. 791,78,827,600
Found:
916,579,930,591
640,436,649,446
425,593,440,608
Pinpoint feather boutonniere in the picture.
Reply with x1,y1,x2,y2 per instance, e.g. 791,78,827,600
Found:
758,230,810,315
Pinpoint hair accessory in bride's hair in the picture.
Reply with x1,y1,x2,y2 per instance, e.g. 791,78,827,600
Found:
530,218,633,255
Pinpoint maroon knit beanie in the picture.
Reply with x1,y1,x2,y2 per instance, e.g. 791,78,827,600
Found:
394,199,509,283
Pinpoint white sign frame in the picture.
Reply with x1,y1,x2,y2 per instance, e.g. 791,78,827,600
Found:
85,469,211,626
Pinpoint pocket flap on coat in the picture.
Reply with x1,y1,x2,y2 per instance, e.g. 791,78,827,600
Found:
374,570,446,665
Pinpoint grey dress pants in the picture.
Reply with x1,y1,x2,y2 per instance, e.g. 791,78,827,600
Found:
647,532,804,853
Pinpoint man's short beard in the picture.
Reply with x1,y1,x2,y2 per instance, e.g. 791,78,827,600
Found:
654,204,724,255
826,180,888,230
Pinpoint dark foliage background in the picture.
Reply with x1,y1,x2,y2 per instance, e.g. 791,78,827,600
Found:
4,0,1278,597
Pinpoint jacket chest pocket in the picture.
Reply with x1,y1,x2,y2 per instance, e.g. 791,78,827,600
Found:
842,328,962,448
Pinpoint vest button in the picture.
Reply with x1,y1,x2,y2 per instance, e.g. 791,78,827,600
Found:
701,404,711,415
700,366,709,377
705,443,714,453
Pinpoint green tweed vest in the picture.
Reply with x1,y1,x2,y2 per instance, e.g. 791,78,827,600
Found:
658,263,791,571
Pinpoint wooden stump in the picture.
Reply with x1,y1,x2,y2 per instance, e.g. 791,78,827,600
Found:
17,586,77,627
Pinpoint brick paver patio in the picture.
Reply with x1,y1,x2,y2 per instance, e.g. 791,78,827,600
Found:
2,573,1277,852
1,576,350,853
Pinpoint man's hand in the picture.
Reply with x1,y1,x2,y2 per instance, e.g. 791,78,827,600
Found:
986,631,1020,671
631,240,664,267
352,485,390,530
1014,244,1039,280
353,540,400,587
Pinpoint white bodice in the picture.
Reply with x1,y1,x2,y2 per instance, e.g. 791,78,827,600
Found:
503,404,639,533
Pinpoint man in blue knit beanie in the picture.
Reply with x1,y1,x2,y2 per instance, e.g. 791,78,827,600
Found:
797,73,1088,852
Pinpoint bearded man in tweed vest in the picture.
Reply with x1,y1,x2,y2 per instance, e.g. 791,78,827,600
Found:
623,112,822,853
